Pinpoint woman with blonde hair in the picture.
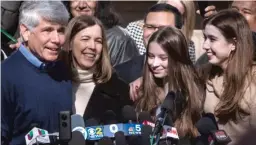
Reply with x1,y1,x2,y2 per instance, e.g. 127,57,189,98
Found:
201,9,256,144
136,26,205,139
62,15,133,122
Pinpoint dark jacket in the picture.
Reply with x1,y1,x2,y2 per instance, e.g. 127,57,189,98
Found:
114,54,145,84
106,26,140,67
83,72,134,123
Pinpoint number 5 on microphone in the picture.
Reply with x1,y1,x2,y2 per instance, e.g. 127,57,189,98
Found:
135,124,141,132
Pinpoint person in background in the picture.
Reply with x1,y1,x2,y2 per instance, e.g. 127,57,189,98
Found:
66,1,139,67
1,1,71,145
231,1,256,33
68,0,97,17
1,1,22,60
135,26,205,143
97,1,139,66
126,19,145,55
200,9,256,145
159,0,197,64
115,3,183,84
126,0,197,63
231,1,256,56
62,15,133,123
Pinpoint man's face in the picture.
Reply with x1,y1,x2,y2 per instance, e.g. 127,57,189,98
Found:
231,1,256,32
143,11,176,47
21,18,65,62
70,0,97,17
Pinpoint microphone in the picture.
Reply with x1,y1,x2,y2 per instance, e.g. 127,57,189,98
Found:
142,120,179,143
102,110,117,125
25,127,50,145
84,118,99,145
151,92,175,145
160,125,179,145
72,114,86,135
122,105,137,123
72,114,85,130
68,131,86,145
138,111,153,124
85,118,99,127
122,106,138,145
210,130,231,145
196,114,231,145
98,137,114,145
141,125,153,145
114,131,127,145
68,114,86,145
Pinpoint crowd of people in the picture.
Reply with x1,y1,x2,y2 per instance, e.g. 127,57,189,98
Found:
1,1,256,145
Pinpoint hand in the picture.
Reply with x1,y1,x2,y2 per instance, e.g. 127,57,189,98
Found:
196,5,217,18
9,37,22,50
129,77,142,101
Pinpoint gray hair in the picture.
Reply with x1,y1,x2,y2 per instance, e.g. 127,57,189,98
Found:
19,1,70,30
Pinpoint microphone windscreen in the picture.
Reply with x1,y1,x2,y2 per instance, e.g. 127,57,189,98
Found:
68,131,86,145
85,118,99,127
161,91,175,111
122,105,137,123
203,113,218,129
141,125,153,145
127,136,141,145
114,131,126,145
195,116,218,135
138,111,153,123
156,106,173,126
102,110,117,125
98,137,114,145
71,114,85,130
159,139,170,145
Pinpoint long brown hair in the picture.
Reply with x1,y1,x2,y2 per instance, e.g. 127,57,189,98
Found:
181,0,196,40
136,26,205,137
62,15,112,84
201,9,254,120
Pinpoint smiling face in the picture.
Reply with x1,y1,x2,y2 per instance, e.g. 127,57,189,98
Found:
143,11,176,47
71,24,103,70
70,0,97,17
203,24,236,69
20,18,65,62
231,1,256,32
147,41,168,78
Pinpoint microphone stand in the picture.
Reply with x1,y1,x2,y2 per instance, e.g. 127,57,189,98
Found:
152,111,169,145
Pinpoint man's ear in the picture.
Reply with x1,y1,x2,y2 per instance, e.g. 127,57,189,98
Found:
19,24,31,42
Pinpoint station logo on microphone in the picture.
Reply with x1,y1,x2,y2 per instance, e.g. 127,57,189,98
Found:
126,124,141,135
86,126,104,140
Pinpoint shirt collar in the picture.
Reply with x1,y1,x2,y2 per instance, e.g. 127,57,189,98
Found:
18,44,55,70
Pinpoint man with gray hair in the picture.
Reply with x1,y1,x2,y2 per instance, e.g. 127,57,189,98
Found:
1,1,71,145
